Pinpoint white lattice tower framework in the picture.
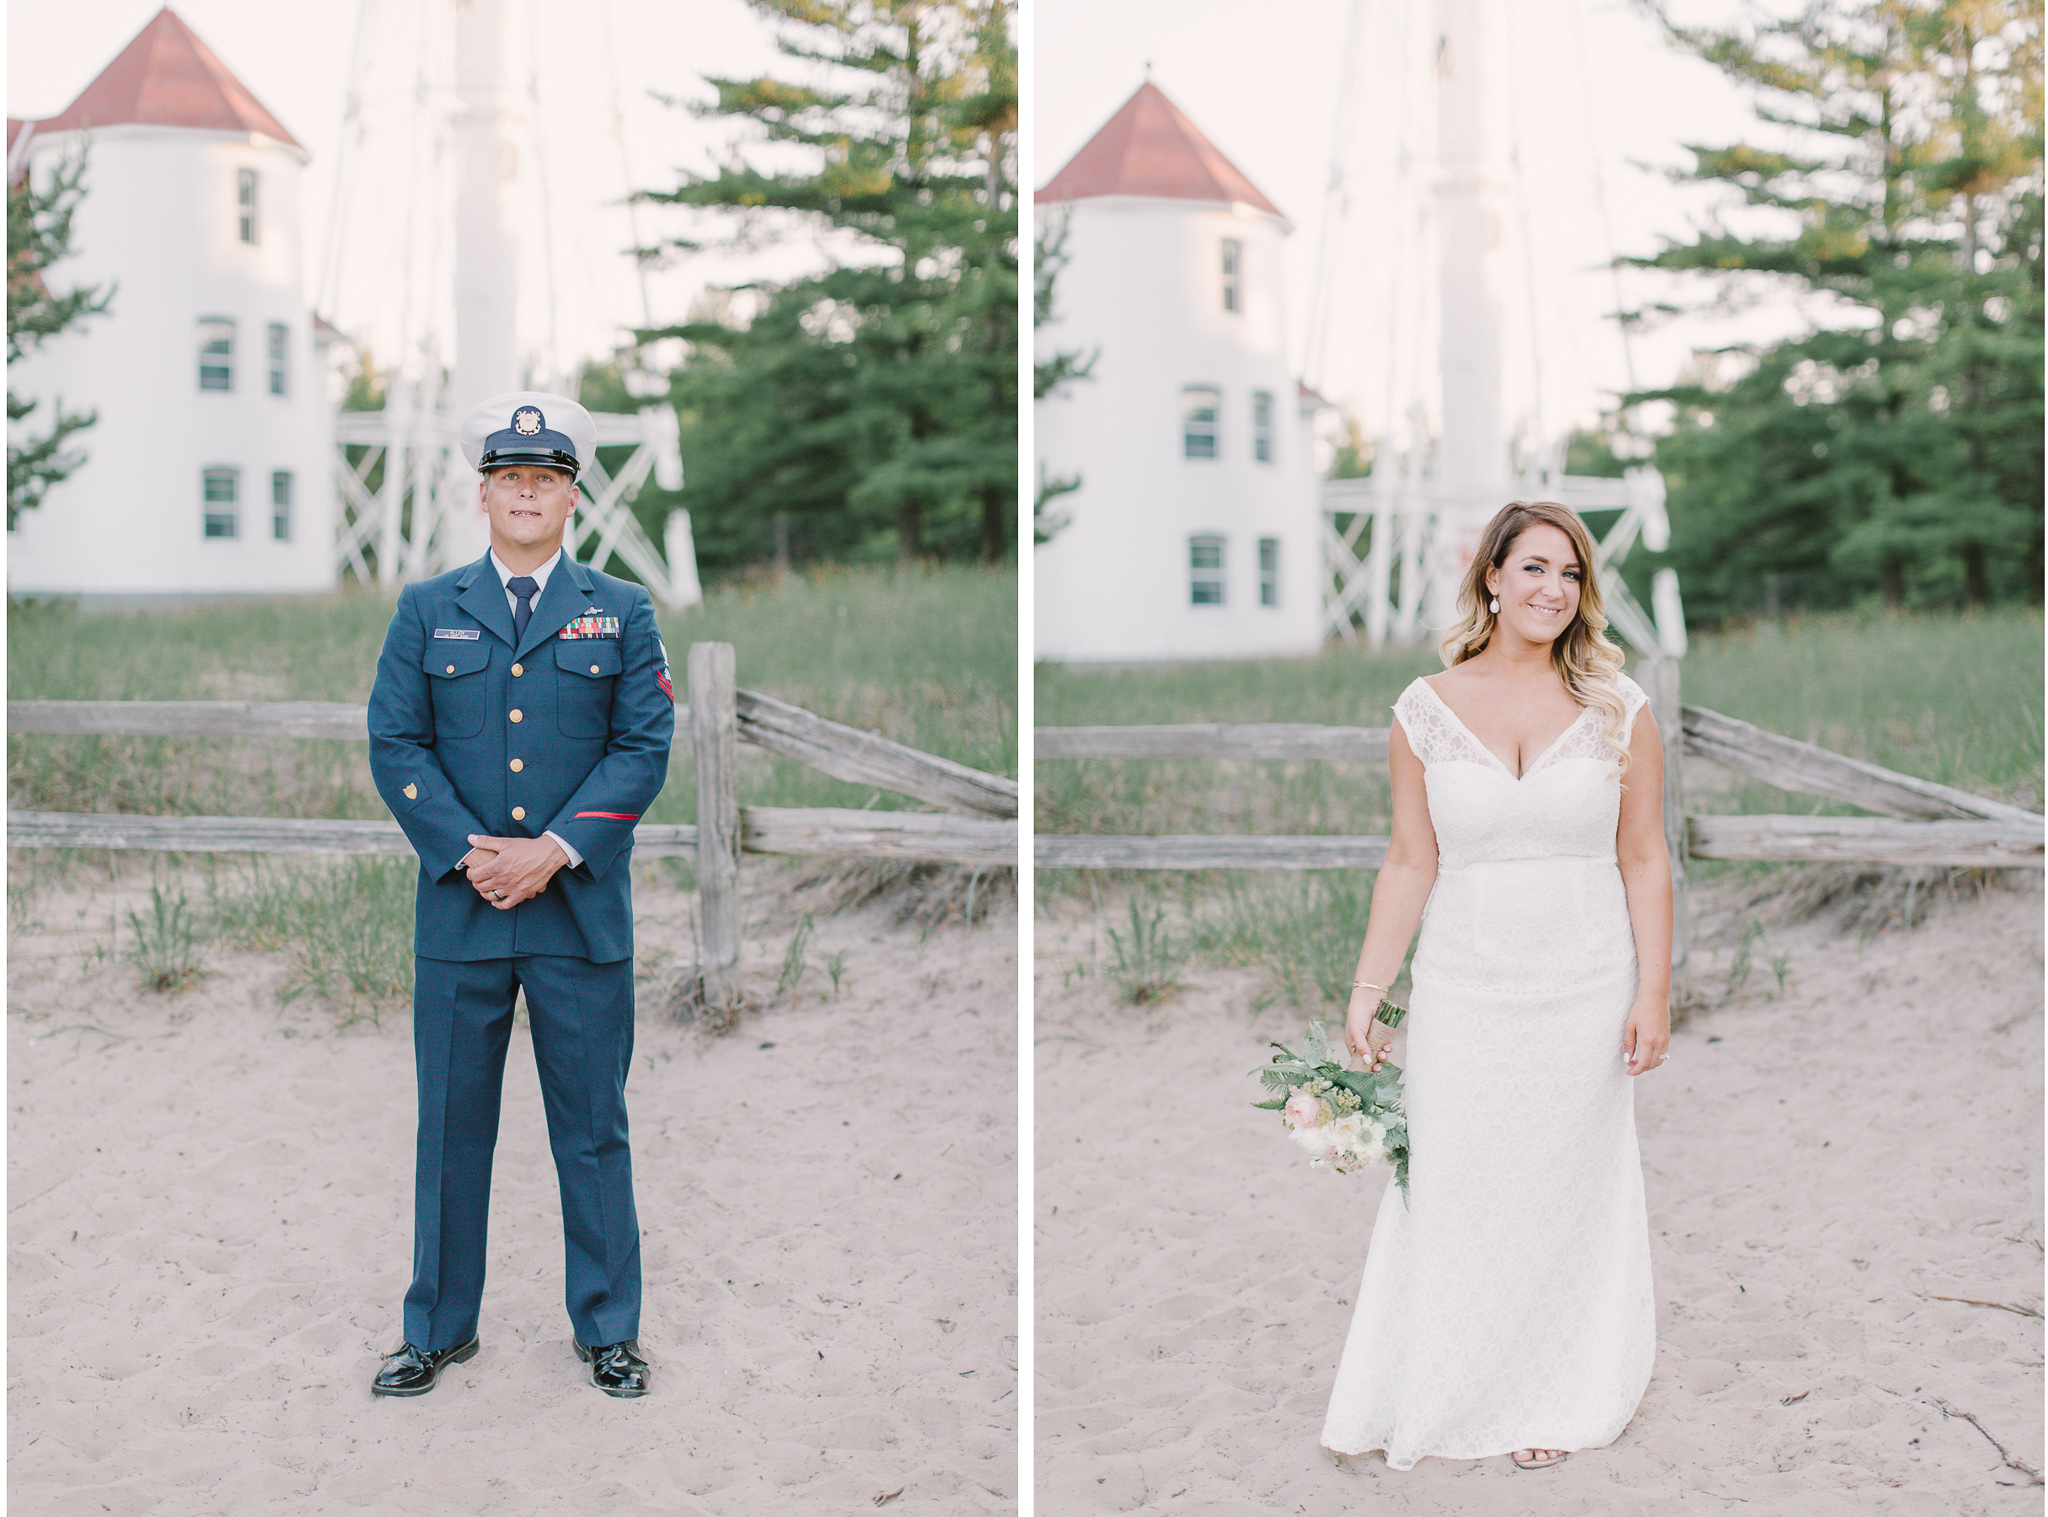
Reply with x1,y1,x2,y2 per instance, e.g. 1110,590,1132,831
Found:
325,0,696,606
1313,0,1686,657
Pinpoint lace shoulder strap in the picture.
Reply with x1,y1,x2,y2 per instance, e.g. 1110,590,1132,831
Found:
1391,678,1465,767
1616,672,1650,738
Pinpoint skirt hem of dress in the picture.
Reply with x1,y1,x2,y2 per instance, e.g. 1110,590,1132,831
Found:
1318,1415,1636,1472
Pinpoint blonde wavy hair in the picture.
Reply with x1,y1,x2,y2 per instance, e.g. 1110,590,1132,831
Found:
1440,501,1633,775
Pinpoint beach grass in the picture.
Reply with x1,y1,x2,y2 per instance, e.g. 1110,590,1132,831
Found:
203,856,418,1025
1036,606,2044,1009
7,562,1017,824
7,563,1017,1017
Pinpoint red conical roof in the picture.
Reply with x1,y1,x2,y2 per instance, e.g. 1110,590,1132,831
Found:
35,7,302,154
1037,82,1282,221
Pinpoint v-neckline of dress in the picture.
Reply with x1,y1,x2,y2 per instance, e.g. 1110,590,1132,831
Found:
1416,677,1590,782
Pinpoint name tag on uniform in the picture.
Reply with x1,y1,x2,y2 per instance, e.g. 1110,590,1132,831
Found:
559,615,620,640
433,628,481,640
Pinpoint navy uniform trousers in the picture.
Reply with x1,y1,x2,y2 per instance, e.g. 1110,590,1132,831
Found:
408,954,638,1350
367,550,674,1353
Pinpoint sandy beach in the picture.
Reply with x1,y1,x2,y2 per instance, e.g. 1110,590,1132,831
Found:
1034,871,2043,1515
8,861,1017,1516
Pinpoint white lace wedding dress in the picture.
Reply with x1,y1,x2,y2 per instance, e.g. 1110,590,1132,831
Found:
1320,673,1657,1469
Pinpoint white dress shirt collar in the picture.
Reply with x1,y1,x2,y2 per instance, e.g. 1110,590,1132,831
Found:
489,546,563,593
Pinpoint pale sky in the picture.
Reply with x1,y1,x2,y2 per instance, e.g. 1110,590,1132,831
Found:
7,0,832,387
12,0,1818,443
1031,0,1816,449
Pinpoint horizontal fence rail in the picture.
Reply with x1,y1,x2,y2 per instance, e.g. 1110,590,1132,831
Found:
1687,814,2043,867
7,645,1013,1006
6,813,427,855
9,695,1019,815
1035,721,1379,762
6,686,1017,861
1032,696,2044,870
8,696,1015,821
741,806,1015,865
1035,834,1389,870
9,700,376,740
1034,723,1386,761
5,808,1017,865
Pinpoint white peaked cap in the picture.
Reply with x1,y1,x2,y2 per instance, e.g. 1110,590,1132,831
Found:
457,391,598,474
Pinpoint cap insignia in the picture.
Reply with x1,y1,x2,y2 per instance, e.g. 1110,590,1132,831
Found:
512,407,544,436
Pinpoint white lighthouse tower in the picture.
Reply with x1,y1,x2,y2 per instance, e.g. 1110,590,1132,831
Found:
1035,83,1325,663
1315,0,1685,657
6,8,338,597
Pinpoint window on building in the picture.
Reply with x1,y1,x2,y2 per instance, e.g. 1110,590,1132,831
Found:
1259,537,1280,607
1182,386,1220,460
1252,390,1274,462
238,168,259,244
203,467,239,539
1221,239,1242,312
267,323,288,396
1190,535,1225,606
271,471,293,541
198,319,234,391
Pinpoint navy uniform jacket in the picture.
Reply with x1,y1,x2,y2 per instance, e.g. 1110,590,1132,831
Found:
368,551,674,963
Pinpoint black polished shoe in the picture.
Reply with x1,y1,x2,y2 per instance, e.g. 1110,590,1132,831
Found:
371,1334,480,1397
574,1338,650,1398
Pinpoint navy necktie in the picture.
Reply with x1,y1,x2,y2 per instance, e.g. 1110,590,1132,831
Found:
508,576,538,643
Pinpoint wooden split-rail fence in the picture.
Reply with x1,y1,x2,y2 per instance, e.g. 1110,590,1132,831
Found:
1033,659,2043,976
7,641,1018,1000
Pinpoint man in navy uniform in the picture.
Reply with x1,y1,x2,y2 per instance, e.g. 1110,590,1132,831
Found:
366,391,674,1399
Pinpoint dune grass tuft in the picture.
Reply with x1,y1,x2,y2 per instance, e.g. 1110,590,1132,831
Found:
205,856,417,1025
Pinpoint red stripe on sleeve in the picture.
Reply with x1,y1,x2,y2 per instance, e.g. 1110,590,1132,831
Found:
574,811,640,820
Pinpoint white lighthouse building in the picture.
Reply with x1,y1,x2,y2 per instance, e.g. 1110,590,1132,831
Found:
6,7,337,598
1035,82,1324,663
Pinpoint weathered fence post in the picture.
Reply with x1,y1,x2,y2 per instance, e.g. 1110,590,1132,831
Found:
1636,657,1690,994
688,642,741,1003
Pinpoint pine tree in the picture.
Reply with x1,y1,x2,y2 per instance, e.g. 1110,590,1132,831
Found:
1626,0,2042,618
7,144,113,531
638,0,1016,570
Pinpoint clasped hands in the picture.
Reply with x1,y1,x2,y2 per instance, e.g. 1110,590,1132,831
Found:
460,833,568,910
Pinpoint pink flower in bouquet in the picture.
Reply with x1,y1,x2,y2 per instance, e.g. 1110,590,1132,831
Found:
1284,1090,1324,1130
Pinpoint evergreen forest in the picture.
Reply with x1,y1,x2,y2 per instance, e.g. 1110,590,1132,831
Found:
1619,0,2042,622
615,0,1017,575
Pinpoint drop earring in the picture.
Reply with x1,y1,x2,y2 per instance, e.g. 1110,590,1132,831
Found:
1488,595,1500,614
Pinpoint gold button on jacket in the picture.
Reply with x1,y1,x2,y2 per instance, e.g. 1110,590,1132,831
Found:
509,709,523,723
511,806,526,821
510,758,524,772
511,662,523,677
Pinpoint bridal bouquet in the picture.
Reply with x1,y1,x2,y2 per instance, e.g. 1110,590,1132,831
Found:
1252,1020,1410,1194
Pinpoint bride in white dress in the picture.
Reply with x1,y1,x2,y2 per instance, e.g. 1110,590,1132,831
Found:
1321,500,1672,1472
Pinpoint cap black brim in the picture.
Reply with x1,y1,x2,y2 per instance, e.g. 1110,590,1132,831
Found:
479,448,580,474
